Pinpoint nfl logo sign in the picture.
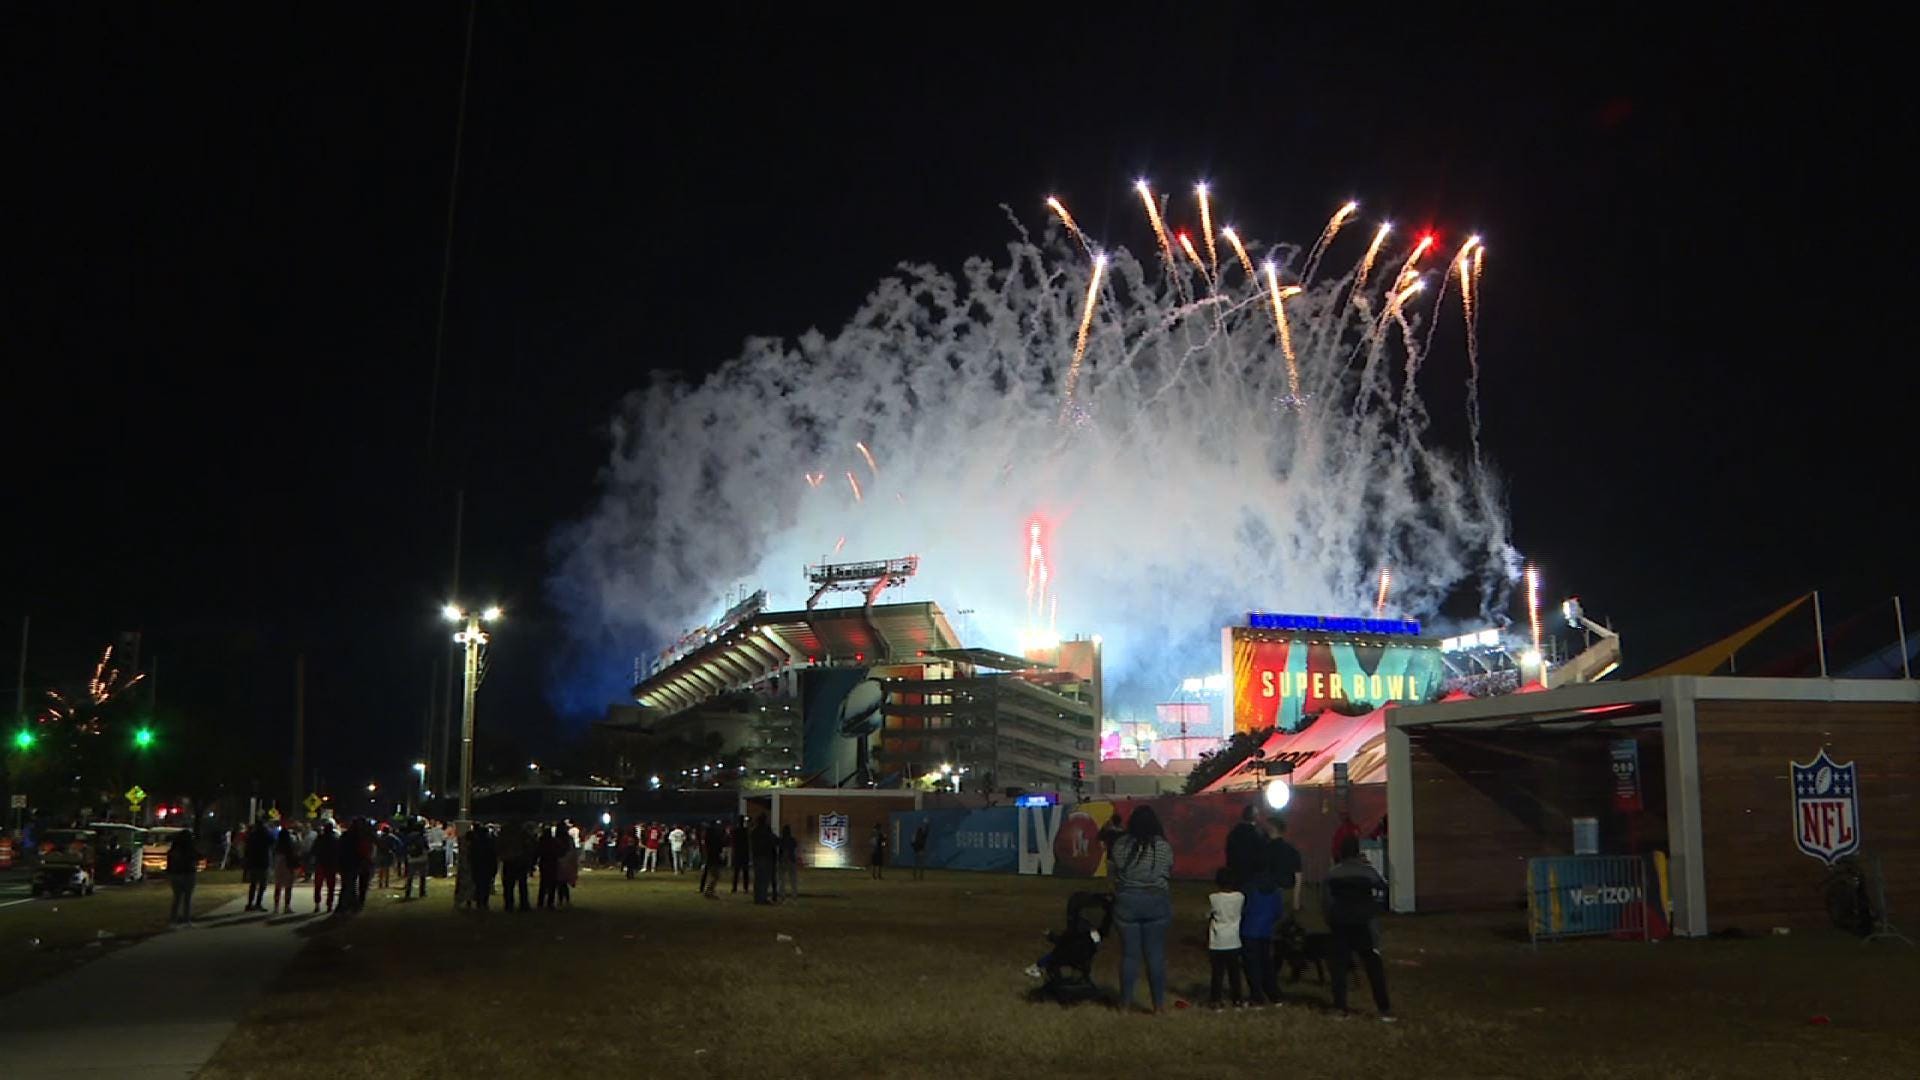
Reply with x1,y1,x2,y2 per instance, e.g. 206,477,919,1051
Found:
1790,749,1860,865
819,812,849,851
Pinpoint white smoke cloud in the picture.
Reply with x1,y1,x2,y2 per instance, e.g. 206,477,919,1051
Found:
553,216,1510,712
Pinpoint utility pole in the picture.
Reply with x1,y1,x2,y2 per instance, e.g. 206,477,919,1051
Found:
442,604,498,836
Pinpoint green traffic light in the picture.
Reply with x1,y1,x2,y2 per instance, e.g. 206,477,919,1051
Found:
134,726,155,749
10,728,33,751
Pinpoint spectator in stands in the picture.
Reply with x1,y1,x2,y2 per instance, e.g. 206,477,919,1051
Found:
1323,836,1393,1021
1108,806,1175,1014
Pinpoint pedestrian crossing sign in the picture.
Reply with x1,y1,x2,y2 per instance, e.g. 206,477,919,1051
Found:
124,784,146,807
303,793,323,815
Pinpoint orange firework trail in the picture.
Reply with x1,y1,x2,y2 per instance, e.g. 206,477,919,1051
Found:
855,440,879,477
1195,183,1218,273
1058,252,1107,421
1045,195,1090,255
1134,179,1175,267
1220,227,1256,280
803,471,825,488
1354,221,1392,291
846,471,863,502
1525,564,1543,667
833,536,846,554
1393,233,1436,290
1303,200,1359,283
1374,567,1393,616
1176,231,1208,276
1265,262,1302,402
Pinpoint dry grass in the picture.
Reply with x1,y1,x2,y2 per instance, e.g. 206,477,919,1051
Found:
0,869,245,995
200,867,1920,1079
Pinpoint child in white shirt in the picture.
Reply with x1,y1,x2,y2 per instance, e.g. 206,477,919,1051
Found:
1208,867,1246,1007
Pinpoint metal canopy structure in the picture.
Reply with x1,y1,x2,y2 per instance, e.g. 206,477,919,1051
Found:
1384,675,1920,938
630,601,962,719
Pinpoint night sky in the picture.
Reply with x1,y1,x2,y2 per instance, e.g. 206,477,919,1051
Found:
4,6,1909,794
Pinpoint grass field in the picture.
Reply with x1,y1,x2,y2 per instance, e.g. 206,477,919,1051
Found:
198,866,1920,1079
1,869,245,996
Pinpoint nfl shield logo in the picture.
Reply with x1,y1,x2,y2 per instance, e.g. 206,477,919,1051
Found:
820,812,849,851
1790,749,1860,865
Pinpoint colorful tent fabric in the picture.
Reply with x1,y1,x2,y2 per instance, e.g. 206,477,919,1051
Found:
1637,593,1810,679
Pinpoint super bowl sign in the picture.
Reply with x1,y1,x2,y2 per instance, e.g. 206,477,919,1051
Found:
1227,626,1445,732
819,812,849,851
1790,750,1859,865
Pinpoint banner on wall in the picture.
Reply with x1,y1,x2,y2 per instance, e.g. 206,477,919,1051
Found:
1610,738,1643,813
1227,628,1445,733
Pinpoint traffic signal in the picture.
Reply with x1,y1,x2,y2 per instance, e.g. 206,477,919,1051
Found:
133,726,155,749
10,728,33,751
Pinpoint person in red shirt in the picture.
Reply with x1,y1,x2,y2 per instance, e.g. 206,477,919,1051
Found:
642,822,663,872
1330,813,1361,866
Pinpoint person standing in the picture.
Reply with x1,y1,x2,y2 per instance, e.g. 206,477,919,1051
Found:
497,821,531,911
1225,803,1266,886
310,820,340,912
749,813,777,905
777,823,799,900
699,820,725,897
1323,836,1393,1020
243,818,272,911
1266,816,1304,924
1239,860,1284,1006
642,822,662,873
404,826,432,899
469,824,499,911
868,823,888,881
1108,805,1175,1014
910,819,930,881
350,819,376,909
558,826,580,906
730,816,752,894
271,828,298,914
166,827,199,926
1207,867,1245,1008
537,824,562,909
374,825,396,890
667,823,687,873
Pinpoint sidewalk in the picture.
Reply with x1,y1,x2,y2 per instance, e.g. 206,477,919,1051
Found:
0,895,313,1079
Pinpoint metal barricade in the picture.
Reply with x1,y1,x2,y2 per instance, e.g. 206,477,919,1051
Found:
1526,855,1650,948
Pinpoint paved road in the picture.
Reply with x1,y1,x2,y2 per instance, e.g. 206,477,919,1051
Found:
0,895,312,1078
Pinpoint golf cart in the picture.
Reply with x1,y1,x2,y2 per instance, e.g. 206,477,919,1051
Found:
90,823,147,884
31,828,98,897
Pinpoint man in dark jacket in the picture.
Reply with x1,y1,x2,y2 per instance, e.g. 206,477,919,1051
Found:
166,829,199,925
750,814,778,905
1322,836,1392,1020
496,822,531,911
730,816,752,894
243,820,272,911
464,824,497,910
699,820,725,897
1225,803,1268,887
310,821,340,912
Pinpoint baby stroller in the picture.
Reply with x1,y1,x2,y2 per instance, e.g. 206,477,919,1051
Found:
1031,891,1116,1003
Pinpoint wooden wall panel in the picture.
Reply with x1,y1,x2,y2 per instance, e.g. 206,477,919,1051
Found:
1694,700,1919,930
1410,728,1665,911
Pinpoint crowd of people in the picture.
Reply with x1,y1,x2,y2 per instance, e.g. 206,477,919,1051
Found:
1075,802,1394,1020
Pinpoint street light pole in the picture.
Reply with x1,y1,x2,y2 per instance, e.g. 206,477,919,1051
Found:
443,603,500,838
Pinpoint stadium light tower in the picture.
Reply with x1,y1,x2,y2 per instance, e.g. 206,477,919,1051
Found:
442,602,501,836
